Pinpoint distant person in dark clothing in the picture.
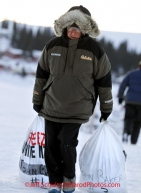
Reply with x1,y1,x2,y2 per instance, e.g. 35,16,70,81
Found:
118,61,141,144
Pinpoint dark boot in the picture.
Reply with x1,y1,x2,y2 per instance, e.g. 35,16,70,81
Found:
131,121,141,144
122,120,134,142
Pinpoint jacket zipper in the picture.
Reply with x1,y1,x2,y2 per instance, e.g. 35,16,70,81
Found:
64,47,69,72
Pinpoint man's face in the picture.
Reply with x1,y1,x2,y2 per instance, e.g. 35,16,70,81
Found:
67,26,82,39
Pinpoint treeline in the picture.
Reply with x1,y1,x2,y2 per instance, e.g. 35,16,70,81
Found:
11,21,55,56
1,20,140,74
99,38,140,73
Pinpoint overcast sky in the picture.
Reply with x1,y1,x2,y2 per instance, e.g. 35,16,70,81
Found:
0,0,141,33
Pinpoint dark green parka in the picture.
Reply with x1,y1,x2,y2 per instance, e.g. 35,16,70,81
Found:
32,8,113,123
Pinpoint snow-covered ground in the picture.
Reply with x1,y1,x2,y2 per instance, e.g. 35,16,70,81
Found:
0,72,141,193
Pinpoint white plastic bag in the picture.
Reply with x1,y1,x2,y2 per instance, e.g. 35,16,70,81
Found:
19,115,48,187
79,121,127,193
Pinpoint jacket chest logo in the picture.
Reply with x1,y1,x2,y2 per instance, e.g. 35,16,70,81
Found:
51,53,61,56
81,55,92,61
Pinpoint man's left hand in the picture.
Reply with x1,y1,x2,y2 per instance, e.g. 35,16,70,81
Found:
99,112,111,122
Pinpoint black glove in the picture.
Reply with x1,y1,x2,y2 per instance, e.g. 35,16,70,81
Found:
118,98,123,104
33,104,42,113
99,112,111,122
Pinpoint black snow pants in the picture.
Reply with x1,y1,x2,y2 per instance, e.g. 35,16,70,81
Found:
123,103,141,144
44,119,81,184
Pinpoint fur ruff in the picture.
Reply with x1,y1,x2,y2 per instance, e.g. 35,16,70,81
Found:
54,10,100,38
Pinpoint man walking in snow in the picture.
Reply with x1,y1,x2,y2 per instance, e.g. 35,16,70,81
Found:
118,61,141,144
32,5,113,193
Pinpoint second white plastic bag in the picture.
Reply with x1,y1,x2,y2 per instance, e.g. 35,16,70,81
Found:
79,121,127,193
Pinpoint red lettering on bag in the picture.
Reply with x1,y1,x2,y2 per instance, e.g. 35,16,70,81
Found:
28,132,45,146
28,132,36,145
40,133,45,146
37,132,40,145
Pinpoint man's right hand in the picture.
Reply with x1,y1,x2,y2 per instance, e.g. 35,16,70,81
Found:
33,104,42,113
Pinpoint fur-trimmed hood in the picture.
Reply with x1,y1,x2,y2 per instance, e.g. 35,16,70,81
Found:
54,9,100,38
